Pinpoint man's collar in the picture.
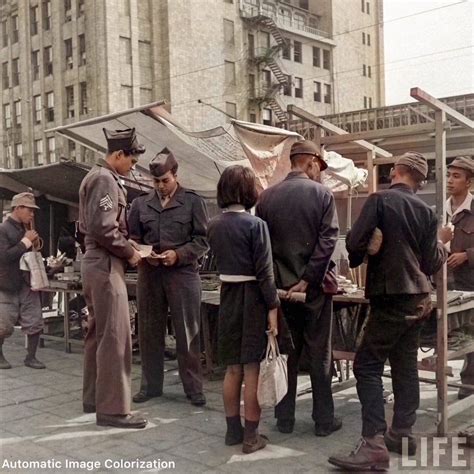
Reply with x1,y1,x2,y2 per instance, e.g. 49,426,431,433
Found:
97,158,119,176
447,192,473,218
389,182,414,193
7,216,23,228
286,170,309,180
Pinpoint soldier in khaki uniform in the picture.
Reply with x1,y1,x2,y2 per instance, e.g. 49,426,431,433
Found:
79,128,147,429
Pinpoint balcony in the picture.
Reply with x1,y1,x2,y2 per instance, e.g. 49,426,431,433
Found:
240,0,333,42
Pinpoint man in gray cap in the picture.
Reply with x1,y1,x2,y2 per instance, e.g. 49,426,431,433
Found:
79,128,147,429
440,156,474,399
128,147,209,406
329,152,448,470
0,192,45,370
256,140,341,436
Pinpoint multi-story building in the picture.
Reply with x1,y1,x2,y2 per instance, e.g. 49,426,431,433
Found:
0,0,385,168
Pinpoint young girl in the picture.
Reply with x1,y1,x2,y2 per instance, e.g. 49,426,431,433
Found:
207,165,280,454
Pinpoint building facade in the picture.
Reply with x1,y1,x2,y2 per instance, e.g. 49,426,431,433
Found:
0,0,385,168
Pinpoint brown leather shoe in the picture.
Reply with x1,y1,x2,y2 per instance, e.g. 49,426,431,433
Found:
328,434,390,471
133,390,163,403
96,413,147,429
242,434,268,454
83,403,96,413
24,357,46,369
384,428,417,456
187,392,206,406
314,416,342,436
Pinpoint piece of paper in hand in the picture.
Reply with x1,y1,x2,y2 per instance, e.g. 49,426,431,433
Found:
137,244,153,258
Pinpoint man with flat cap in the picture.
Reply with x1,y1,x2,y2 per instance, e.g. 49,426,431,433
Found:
0,192,45,370
329,152,448,470
79,128,147,428
440,156,474,399
128,147,209,406
256,140,341,436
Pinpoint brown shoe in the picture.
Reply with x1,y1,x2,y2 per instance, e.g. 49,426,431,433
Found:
328,434,390,471
384,428,417,456
133,390,162,403
96,413,147,429
242,434,268,454
24,357,46,369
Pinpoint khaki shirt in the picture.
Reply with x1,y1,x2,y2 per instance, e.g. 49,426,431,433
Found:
79,159,134,260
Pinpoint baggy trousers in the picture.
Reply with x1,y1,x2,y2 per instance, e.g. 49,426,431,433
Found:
137,261,203,396
354,294,427,437
82,248,132,415
275,290,334,425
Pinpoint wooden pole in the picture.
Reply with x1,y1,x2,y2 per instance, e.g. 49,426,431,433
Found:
435,109,448,436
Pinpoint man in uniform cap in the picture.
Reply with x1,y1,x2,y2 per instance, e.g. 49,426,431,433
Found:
440,156,474,399
256,139,341,436
329,152,448,470
79,127,147,428
128,147,209,406
0,193,45,370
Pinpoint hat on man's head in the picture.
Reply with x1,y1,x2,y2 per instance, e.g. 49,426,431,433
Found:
149,147,178,178
103,128,146,155
11,192,40,210
396,152,428,179
289,140,327,171
448,156,473,176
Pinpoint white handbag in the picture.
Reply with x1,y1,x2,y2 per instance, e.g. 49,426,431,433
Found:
257,333,288,408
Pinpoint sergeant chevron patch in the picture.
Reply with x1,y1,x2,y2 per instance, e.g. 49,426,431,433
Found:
99,194,113,211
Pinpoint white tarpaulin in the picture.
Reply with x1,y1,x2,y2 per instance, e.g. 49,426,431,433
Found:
322,151,368,192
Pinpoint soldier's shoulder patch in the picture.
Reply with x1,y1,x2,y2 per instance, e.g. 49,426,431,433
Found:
99,194,114,212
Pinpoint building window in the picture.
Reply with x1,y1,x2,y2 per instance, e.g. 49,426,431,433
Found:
263,108,272,126
249,112,256,123
79,34,86,65
294,41,302,63
120,0,130,16
225,60,236,87
223,19,234,46
65,0,72,21
44,46,53,76
261,31,270,49
248,33,255,59
34,95,42,123
2,62,8,89
299,0,309,9
43,0,52,31
32,51,40,81
47,136,56,162
368,65,372,78
263,69,271,88
120,37,132,65
80,82,88,114
121,85,133,108
364,96,368,108
224,0,234,3
1,20,7,47
46,91,54,121
283,75,292,96
366,2,370,14
11,58,19,87
12,15,19,43
66,86,75,118
35,139,44,165
369,97,373,108
313,47,320,67
77,0,85,17
362,32,365,45
65,39,73,69
367,34,371,46
282,39,291,60
68,140,76,160
295,77,303,98
3,103,11,128
361,0,365,12
225,102,237,122
323,50,330,70
363,64,366,76
248,74,255,98
314,81,321,102
15,143,23,168
31,6,39,36
14,100,21,126
324,84,331,104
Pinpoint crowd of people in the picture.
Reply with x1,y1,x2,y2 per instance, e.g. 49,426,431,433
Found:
0,126,472,469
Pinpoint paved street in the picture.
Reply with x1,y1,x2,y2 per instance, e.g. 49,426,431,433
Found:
1,333,472,473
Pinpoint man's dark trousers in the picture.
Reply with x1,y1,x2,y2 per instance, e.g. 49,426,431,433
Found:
354,294,428,437
275,289,334,425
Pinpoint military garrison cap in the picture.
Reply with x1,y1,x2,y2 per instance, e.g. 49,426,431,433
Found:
396,152,428,179
149,147,178,177
103,128,145,155
289,140,328,171
448,156,473,176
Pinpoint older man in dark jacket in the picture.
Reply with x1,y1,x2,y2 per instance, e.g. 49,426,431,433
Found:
0,193,45,370
329,152,448,471
256,140,341,437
